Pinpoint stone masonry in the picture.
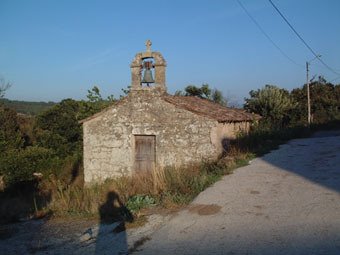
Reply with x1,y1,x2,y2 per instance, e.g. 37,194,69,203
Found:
81,41,259,183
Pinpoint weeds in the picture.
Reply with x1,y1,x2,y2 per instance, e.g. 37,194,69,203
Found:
3,120,328,223
232,124,311,157
126,195,156,214
33,150,253,221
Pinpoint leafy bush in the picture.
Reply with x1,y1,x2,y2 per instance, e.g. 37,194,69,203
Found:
126,195,156,213
0,146,61,186
232,122,311,156
34,99,83,157
34,95,114,158
35,129,75,158
0,105,24,152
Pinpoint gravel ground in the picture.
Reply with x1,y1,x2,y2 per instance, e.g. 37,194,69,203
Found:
1,132,339,254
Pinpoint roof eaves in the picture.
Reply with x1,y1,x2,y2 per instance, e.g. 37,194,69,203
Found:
78,97,127,124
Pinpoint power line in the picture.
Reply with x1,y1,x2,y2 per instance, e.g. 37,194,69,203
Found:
236,0,303,68
268,0,340,76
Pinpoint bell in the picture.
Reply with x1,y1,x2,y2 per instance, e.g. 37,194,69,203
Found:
142,69,155,84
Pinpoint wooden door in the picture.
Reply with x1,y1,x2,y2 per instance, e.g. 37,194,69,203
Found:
134,135,155,172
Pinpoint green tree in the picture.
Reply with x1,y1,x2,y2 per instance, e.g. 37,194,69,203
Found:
174,90,184,96
35,99,83,157
177,84,227,106
335,84,340,112
0,146,59,185
0,105,24,153
0,104,61,186
291,78,340,124
34,86,114,157
0,77,11,98
184,85,204,98
87,86,102,102
244,85,296,128
85,86,115,116
200,84,211,98
211,89,227,106
87,85,115,103
1,86,117,186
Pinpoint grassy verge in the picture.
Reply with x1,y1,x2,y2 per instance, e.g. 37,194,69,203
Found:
38,148,254,222
3,121,339,224
233,125,312,157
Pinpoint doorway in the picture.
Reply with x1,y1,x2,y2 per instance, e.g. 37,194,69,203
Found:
134,135,156,172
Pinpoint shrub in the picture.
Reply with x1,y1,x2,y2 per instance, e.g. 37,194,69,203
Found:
232,122,311,156
0,146,61,186
126,195,156,213
0,105,24,152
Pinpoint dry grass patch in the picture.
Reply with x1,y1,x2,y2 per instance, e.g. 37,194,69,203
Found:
0,148,254,224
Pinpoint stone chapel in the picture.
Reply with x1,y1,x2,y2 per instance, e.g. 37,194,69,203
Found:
81,41,259,183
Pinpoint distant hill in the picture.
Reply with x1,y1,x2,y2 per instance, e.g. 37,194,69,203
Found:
0,98,57,115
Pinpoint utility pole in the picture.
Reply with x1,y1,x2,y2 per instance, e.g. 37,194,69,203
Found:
306,55,321,126
306,61,311,125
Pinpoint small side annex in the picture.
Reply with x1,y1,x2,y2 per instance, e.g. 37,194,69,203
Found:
80,41,260,184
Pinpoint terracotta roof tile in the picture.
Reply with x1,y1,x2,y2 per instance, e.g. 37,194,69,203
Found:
162,95,260,122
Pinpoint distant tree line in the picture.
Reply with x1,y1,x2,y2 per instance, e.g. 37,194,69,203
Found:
1,79,340,188
0,99,56,116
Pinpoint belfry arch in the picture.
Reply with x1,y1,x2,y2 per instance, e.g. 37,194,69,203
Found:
130,40,167,93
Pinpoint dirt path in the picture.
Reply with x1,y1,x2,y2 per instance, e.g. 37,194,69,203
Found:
1,133,340,254
135,134,340,254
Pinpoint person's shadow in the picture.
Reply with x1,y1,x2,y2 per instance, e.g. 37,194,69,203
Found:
95,191,133,255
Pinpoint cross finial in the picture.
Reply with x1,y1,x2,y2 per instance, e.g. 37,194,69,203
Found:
145,39,152,52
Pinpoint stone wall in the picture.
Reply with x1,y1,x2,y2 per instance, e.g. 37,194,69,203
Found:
83,90,218,183
210,121,251,155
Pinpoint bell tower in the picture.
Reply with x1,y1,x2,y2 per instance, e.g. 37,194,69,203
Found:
130,40,167,94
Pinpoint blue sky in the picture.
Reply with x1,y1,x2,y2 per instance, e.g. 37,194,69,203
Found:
1,0,340,105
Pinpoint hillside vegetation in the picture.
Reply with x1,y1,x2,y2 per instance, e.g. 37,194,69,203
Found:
0,81,340,223
0,98,56,116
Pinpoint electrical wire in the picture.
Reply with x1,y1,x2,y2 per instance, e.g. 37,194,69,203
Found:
236,0,303,68
268,0,340,76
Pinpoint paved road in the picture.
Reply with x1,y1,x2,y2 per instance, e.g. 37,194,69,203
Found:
1,134,339,255
135,134,340,254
